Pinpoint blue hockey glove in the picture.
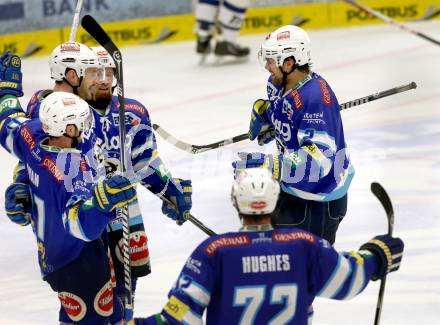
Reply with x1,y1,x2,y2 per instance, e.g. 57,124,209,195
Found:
248,99,272,145
0,52,23,98
162,179,192,225
359,234,404,281
232,152,282,181
93,175,137,212
5,182,31,226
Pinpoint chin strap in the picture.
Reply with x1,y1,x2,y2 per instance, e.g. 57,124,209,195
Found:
281,64,296,89
63,132,81,148
62,76,83,95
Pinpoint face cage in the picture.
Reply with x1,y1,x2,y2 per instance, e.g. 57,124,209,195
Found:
258,47,290,71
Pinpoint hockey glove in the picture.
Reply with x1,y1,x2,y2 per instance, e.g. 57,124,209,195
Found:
93,175,137,212
162,179,192,225
232,152,282,181
359,234,404,281
5,182,31,226
248,99,273,145
0,52,23,98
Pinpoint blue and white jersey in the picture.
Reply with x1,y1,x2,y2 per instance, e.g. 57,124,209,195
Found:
81,96,174,226
156,227,379,325
27,91,172,228
0,95,114,277
265,73,354,202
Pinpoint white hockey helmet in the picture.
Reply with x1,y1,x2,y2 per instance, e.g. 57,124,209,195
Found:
91,46,115,68
231,168,280,215
259,25,312,68
49,42,100,81
39,92,90,137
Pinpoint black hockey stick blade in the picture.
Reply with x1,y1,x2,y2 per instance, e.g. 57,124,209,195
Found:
153,82,416,154
81,15,118,53
370,182,394,236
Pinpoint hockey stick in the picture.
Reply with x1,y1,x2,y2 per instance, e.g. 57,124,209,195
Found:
69,0,84,42
370,182,395,325
81,14,134,323
161,196,216,236
343,0,440,47
153,81,417,154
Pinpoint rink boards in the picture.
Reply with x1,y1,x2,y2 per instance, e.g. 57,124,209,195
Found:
0,0,439,58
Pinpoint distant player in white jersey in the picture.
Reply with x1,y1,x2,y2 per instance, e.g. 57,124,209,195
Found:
235,25,354,245
137,168,404,325
195,0,250,58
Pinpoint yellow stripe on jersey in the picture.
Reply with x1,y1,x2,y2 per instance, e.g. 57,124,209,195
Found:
163,295,189,321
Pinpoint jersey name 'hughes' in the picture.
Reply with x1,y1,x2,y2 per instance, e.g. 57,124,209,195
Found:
242,254,290,273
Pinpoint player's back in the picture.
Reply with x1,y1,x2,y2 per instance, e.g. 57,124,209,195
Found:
17,119,91,277
204,228,318,325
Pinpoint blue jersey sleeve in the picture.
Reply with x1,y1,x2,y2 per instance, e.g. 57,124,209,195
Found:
124,99,175,194
64,193,115,242
0,95,33,162
159,238,217,324
311,238,379,300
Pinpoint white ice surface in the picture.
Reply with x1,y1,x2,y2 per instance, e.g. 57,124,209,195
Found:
0,21,439,325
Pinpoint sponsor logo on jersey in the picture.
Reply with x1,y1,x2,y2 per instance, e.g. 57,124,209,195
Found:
43,156,63,182
204,235,251,256
58,291,87,322
319,79,332,106
164,295,189,321
185,257,202,274
20,125,36,150
0,97,18,111
252,232,272,244
94,281,113,317
117,102,145,115
115,230,150,267
291,90,303,111
271,116,292,143
304,112,325,125
273,231,315,243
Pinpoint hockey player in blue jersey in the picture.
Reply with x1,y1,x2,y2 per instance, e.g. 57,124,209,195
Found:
0,68,138,325
234,25,354,244
195,0,250,58
86,46,193,319
3,44,193,323
137,168,404,325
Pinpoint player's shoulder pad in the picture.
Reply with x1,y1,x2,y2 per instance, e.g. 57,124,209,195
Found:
199,231,252,257
27,89,53,118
